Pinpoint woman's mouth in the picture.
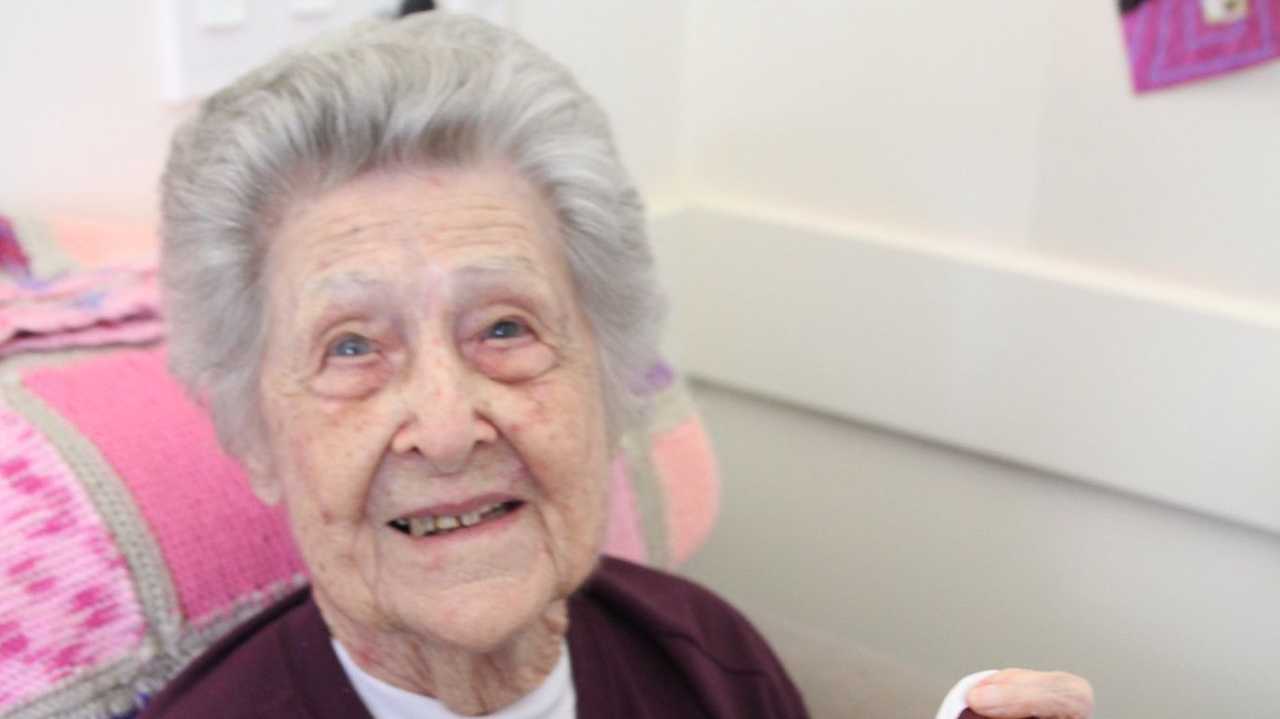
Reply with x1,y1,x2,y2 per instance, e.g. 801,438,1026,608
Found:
387,500,524,538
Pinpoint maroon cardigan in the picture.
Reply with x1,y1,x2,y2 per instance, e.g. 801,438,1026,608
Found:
140,556,809,718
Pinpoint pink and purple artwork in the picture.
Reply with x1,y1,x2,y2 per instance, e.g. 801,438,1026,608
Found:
1122,0,1280,92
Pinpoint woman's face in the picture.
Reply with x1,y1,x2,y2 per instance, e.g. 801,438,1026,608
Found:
252,164,611,653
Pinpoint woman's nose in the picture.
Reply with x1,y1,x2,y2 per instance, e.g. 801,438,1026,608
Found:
389,353,498,474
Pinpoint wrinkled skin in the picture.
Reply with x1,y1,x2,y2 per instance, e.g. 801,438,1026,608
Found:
248,163,611,715
967,668,1095,719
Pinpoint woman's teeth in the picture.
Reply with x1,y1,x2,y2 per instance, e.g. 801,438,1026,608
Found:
388,501,519,538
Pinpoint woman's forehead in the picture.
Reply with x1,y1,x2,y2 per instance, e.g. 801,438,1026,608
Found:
282,164,549,229
268,167,570,299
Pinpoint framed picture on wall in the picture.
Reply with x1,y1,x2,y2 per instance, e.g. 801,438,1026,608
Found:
1119,0,1280,92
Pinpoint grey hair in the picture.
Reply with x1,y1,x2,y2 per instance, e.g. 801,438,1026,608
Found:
160,12,664,459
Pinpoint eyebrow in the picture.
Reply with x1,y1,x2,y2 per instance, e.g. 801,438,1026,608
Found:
306,272,394,298
448,259,564,328
302,258,546,298
300,256,560,324
295,275,399,341
450,256,547,283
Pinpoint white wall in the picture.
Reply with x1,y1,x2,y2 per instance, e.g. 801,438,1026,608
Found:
680,1,1053,250
0,1,186,223
681,381,1280,718
514,0,689,208
679,0,1280,303
663,0,1280,536
1029,1,1280,305
663,1,1280,716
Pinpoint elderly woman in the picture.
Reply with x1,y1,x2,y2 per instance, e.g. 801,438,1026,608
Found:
141,12,1092,719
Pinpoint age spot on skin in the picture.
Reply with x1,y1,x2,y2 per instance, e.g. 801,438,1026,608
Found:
354,644,379,670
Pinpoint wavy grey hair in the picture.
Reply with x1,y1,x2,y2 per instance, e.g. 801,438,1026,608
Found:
160,12,664,459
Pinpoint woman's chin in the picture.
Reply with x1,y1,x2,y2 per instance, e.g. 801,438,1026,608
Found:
390,573,565,655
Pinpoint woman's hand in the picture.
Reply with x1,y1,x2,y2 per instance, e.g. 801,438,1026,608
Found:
963,668,1094,719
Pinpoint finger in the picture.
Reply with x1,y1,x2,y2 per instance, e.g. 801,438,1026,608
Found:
973,668,1046,689
973,668,1092,699
966,672,1094,719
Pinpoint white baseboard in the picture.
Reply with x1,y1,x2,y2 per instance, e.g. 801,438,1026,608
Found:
651,204,1280,535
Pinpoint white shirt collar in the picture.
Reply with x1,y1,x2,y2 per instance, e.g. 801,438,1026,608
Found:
332,638,576,719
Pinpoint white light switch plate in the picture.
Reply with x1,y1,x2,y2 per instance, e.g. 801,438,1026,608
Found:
196,0,247,30
158,0,401,103
436,0,515,28
291,0,340,19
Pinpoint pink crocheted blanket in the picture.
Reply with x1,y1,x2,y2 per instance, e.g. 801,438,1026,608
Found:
0,213,163,358
0,268,163,358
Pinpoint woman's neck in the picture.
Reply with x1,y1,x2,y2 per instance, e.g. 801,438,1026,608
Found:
315,589,570,716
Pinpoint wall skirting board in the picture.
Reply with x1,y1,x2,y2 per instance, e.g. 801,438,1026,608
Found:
651,203,1280,536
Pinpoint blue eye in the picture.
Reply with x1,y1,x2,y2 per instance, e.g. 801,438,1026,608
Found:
330,334,373,357
487,320,525,340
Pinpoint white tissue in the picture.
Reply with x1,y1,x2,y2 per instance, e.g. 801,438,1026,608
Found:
934,670,998,719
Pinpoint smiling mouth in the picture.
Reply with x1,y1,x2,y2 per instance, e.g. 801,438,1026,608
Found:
387,500,524,538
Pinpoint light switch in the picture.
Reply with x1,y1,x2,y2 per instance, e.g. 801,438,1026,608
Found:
1202,0,1249,24
158,0,400,103
437,0,514,27
197,0,247,30
291,0,339,19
